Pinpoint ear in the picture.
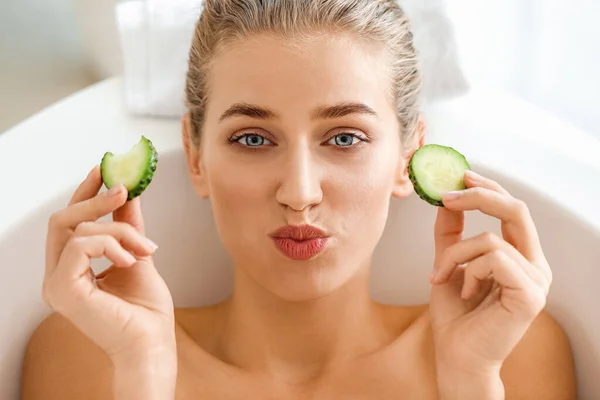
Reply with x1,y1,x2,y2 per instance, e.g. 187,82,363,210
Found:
182,113,210,198
392,116,426,199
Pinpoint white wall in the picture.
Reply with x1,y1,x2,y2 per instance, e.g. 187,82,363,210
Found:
0,0,97,133
446,0,600,138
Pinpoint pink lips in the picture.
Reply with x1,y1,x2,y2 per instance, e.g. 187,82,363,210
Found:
269,225,329,261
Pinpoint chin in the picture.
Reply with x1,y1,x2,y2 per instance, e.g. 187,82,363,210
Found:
231,237,372,302
260,255,361,302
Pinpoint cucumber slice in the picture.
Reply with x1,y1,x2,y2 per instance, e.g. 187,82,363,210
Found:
100,136,158,201
408,144,470,207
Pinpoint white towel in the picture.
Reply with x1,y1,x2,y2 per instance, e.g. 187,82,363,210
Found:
398,0,470,102
115,0,468,118
116,0,202,117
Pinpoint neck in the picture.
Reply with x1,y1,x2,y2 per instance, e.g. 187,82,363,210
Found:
216,264,392,382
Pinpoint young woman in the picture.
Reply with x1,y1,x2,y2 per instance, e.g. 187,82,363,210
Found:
22,0,576,398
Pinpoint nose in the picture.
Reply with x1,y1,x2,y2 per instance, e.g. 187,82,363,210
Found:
275,143,323,212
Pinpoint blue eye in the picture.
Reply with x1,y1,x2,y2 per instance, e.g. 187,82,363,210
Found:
235,134,272,147
328,134,361,147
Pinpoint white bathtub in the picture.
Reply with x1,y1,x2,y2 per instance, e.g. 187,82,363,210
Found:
1,78,599,399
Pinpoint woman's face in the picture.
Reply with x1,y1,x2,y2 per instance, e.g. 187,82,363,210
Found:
184,34,423,301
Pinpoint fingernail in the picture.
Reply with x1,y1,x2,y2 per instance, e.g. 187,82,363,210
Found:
106,185,123,197
442,191,462,201
143,237,158,251
125,252,137,265
429,268,438,282
465,170,483,182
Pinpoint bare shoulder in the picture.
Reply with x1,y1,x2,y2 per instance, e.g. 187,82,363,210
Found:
21,312,113,400
501,310,577,399
21,308,215,400
398,305,576,399
377,302,431,337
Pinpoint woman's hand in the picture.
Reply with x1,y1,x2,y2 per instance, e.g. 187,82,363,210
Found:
429,170,552,400
42,166,177,399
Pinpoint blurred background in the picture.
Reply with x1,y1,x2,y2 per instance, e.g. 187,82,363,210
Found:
0,0,95,133
0,0,599,139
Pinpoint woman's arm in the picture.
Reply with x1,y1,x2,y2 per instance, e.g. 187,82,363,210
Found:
435,310,576,400
112,348,177,400
28,166,178,399
22,313,178,400
429,171,577,400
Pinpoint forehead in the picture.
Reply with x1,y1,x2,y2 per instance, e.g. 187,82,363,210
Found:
205,34,394,117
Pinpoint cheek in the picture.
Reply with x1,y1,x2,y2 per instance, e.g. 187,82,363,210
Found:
338,143,398,201
328,147,399,240
201,149,274,246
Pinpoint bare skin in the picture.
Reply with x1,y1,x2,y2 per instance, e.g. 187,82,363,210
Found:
22,34,577,399
23,304,575,399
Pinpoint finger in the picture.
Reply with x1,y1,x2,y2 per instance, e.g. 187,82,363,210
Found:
463,172,551,283
46,185,129,272
73,221,157,257
113,197,146,234
433,207,464,265
464,170,510,196
441,186,542,261
53,235,137,281
94,264,118,280
68,165,103,206
47,165,102,275
44,235,137,307
461,250,546,318
461,267,485,300
432,232,535,285
43,235,142,342
59,184,129,230
463,251,525,293
446,171,551,283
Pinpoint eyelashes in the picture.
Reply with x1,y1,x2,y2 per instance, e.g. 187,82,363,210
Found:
326,133,364,147
228,131,370,151
229,133,274,147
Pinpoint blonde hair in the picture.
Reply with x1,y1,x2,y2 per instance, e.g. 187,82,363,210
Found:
185,0,422,146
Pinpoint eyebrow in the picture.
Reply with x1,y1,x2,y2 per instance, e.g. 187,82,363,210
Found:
218,101,378,123
218,103,279,122
311,102,378,120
